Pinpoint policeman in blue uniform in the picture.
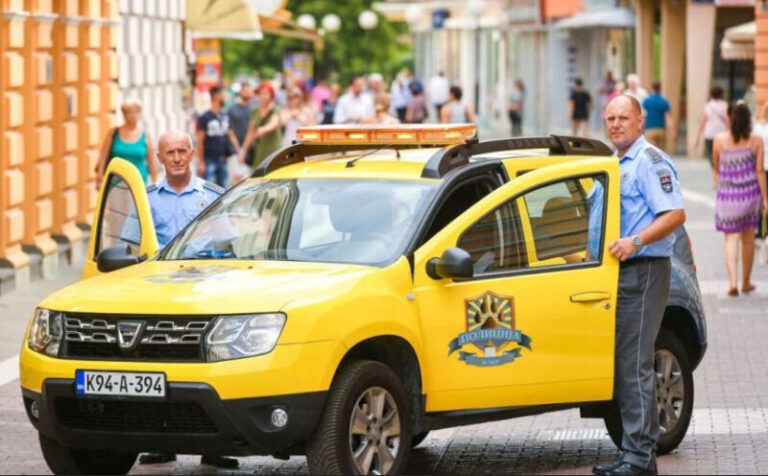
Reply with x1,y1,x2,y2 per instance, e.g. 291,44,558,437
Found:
593,95,686,476
133,131,235,469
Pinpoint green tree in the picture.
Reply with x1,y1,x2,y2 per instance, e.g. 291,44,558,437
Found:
221,0,412,85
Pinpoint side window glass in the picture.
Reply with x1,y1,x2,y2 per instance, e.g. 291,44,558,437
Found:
457,202,527,275
98,175,140,256
422,179,496,244
522,175,605,265
456,174,606,276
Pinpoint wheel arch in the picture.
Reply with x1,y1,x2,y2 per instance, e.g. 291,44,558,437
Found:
336,335,426,434
662,305,704,370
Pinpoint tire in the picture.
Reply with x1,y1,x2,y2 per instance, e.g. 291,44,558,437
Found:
39,433,137,475
306,360,412,475
411,431,430,448
603,328,694,455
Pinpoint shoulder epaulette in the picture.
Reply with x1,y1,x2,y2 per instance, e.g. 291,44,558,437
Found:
644,147,664,164
145,184,157,193
203,181,225,194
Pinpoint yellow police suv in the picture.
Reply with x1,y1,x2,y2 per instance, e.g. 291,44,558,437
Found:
20,125,706,475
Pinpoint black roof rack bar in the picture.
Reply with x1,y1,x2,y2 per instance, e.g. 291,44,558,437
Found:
252,142,454,178
420,135,613,179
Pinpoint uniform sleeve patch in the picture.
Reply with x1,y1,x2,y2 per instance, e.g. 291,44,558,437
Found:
645,147,664,163
659,174,673,193
203,181,225,195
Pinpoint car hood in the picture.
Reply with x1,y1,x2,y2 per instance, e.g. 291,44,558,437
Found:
39,260,378,315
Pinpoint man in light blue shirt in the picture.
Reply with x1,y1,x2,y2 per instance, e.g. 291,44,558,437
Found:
592,95,686,476
122,132,224,249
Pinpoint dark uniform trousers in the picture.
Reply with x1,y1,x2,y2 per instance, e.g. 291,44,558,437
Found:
615,256,671,469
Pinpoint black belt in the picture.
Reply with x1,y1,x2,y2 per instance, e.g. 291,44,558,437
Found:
621,256,670,266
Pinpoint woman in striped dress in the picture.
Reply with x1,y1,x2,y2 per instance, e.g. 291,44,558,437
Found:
713,101,768,296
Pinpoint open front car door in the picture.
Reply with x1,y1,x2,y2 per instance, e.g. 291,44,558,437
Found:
82,158,158,279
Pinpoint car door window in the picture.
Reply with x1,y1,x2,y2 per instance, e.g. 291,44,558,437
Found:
422,177,497,244
97,174,141,256
457,174,606,275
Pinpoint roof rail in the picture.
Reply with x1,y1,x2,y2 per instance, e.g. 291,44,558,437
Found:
420,135,613,179
252,142,454,178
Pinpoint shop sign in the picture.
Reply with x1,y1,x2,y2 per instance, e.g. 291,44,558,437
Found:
283,50,314,83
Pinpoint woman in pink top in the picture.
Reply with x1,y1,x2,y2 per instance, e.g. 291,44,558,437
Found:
696,85,729,173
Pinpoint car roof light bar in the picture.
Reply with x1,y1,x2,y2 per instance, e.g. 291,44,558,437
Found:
295,124,477,146
420,135,614,179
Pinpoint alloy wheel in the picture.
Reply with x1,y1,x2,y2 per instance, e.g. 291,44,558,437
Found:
655,348,684,433
349,386,402,475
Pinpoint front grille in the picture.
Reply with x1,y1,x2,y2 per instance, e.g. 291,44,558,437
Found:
60,314,213,361
55,397,218,434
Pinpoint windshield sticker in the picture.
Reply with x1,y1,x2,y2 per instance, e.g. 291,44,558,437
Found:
144,265,237,283
448,291,532,367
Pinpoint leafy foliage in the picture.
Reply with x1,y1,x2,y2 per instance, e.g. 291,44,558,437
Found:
221,0,412,85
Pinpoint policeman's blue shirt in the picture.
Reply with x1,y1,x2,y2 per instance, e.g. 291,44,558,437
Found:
148,176,224,247
619,136,684,258
586,180,605,260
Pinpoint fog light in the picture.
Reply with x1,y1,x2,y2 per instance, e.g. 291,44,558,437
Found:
271,408,288,428
30,401,40,419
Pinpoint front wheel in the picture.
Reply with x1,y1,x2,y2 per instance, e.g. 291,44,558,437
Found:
306,360,412,475
603,328,694,455
39,433,137,475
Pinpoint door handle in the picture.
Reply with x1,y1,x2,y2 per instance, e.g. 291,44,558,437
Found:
570,292,611,303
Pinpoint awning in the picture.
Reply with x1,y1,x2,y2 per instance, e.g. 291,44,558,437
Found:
258,13,324,49
720,20,755,60
554,7,635,30
724,20,755,42
720,38,754,60
186,0,263,40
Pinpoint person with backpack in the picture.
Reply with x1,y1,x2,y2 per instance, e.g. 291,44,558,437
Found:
95,98,157,188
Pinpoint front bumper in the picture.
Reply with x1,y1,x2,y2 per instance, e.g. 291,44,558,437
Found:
23,379,326,456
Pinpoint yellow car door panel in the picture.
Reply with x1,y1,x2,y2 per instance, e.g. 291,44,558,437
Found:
414,158,620,412
82,158,157,279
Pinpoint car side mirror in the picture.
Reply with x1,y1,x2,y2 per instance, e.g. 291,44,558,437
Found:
96,244,147,273
426,247,474,280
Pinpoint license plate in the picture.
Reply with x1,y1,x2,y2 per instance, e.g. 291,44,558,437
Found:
75,370,166,397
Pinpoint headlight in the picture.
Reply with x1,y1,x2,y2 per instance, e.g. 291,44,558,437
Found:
205,313,285,362
28,308,63,357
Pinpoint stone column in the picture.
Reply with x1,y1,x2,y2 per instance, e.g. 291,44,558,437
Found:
661,0,686,154
633,0,655,86
756,2,768,108
686,1,716,158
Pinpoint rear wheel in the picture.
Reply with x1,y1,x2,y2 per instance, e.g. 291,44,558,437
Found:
306,360,411,475
39,433,137,475
603,328,694,455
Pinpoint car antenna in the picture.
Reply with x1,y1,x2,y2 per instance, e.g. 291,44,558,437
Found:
345,146,390,168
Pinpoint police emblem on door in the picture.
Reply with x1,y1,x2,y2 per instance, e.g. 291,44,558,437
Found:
447,291,532,367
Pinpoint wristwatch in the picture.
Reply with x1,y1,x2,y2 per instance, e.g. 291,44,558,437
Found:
631,235,643,250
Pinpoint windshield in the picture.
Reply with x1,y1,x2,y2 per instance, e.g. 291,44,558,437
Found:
161,178,438,266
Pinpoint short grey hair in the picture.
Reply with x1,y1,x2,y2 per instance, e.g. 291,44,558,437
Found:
158,131,193,151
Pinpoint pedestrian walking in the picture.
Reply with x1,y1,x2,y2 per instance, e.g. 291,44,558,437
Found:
695,85,729,181
593,94,686,476
440,85,474,124
391,69,412,123
428,70,450,118
642,82,675,153
569,78,591,136
608,81,626,102
240,82,283,170
281,86,316,147
362,94,400,125
713,101,768,296
320,83,340,125
508,78,525,136
95,98,157,188
228,82,256,167
405,81,429,124
196,87,240,188
333,76,375,124
752,101,768,264
625,73,649,105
